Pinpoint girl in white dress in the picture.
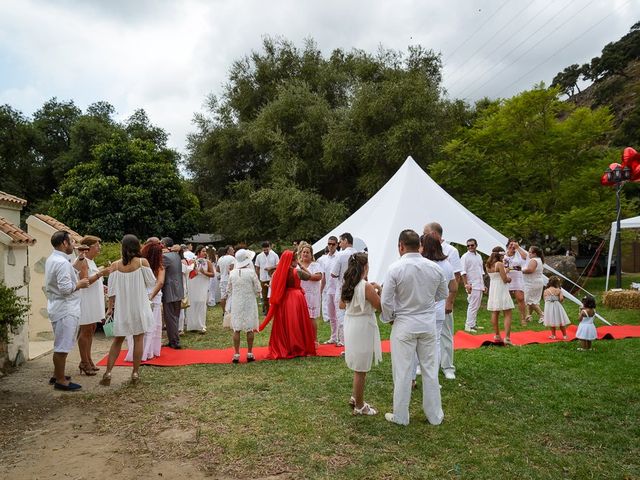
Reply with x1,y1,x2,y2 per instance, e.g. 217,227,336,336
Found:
226,249,261,363
297,243,323,344
101,235,156,386
576,296,597,351
77,236,109,375
504,239,528,325
340,253,382,416
486,246,515,345
543,276,571,340
522,246,545,324
124,241,165,362
187,245,215,333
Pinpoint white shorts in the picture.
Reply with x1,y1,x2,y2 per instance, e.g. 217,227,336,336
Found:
52,316,80,353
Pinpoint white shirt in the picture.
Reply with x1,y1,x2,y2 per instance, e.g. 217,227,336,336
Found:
461,251,485,290
255,250,279,282
44,250,81,322
217,255,236,282
184,250,196,262
380,252,448,333
434,259,454,321
441,241,462,274
331,246,356,284
317,252,338,294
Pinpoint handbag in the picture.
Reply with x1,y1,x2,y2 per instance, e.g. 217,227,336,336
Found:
181,295,190,309
103,315,115,337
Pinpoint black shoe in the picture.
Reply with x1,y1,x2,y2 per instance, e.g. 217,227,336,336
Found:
54,382,82,391
49,375,71,385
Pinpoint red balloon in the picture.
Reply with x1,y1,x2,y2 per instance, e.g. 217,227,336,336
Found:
622,147,639,169
601,172,613,186
632,164,640,182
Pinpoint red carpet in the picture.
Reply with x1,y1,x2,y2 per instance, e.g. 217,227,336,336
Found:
96,325,640,366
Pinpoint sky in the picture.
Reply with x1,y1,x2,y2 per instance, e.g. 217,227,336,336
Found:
0,0,638,154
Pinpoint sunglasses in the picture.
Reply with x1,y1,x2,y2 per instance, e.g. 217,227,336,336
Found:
328,243,336,246
467,244,476,248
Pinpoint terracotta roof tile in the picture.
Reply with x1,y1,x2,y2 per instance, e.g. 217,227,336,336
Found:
0,216,36,246
33,214,83,242
0,191,27,207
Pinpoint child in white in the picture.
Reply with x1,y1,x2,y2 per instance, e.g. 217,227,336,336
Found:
576,296,597,351
543,276,570,339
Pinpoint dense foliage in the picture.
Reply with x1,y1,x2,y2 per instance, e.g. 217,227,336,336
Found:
0,282,29,345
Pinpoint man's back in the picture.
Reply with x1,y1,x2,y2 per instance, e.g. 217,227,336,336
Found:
162,251,183,303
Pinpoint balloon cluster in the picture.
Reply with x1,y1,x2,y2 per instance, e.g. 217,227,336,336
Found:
600,147,640,186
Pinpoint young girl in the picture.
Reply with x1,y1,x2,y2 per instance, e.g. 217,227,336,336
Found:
576,296,597,351
340,253,382,416
543,276,570,339
486,246,515,345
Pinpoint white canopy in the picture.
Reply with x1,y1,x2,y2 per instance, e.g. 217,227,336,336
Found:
312,156,507,282
605,215,640,290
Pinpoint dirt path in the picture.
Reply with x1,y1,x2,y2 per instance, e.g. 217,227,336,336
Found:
0,335,209,480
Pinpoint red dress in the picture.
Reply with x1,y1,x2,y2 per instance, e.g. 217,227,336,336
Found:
261,267,317,359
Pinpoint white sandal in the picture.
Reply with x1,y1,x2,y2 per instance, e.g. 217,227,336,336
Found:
352,402,378,416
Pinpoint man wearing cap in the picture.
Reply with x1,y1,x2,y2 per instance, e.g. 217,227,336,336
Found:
161,237,184,349
228,249,261,363
45,230,91,391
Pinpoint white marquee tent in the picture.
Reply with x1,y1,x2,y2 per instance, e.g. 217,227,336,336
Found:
313,156,609,323
605,215,640,290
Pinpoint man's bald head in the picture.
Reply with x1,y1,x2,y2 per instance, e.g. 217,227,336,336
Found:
423,222,443,241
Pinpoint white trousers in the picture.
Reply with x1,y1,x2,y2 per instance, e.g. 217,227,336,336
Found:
333,292,345,343
391,324,444,425
465,290,483,328
322,292,338,342
440,312,455,374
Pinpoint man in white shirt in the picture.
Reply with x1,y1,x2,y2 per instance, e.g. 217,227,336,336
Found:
183,243,196,262
381,229,448,426
45,230,90,391
317,236,339,343
217,245,236,312
461,238,486,333
424,222,462,380
254,241,279,314
331,232,357,347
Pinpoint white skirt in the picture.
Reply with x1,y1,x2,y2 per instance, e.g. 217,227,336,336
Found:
344,312,381,372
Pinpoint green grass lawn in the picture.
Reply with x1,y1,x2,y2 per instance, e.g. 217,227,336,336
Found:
95,274,640,479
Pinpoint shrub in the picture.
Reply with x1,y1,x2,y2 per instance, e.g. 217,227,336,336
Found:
0,282,30,344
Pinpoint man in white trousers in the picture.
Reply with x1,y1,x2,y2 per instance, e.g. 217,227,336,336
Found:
461,238,486,333
381,229,448,426
331,232,356,347
423,222,461,380
317,236,339,343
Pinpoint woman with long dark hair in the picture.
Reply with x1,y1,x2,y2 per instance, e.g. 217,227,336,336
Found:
486,246,514,345
258,250,316,359
101,235,156,385
340,253,382,416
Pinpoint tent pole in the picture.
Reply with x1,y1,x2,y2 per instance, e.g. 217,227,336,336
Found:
616,183,622,289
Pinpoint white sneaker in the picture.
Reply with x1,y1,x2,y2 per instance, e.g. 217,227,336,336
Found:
384,413,396,423
443,371,456,380
464,326,477,333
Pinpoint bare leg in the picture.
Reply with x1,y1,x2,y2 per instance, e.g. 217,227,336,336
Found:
77,324,92,365
104,337,126,374
491,311,500,337
233,331,241,354
53,352,69,385
514,290,526,324
559,326,567,338
247,331,254,354
504,309,512,339
586,340,592,350
132,333,144,376
550,327,557,337
87,323,97,367
352,371,367,409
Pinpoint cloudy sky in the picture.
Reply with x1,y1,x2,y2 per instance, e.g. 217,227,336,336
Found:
1,0,638,154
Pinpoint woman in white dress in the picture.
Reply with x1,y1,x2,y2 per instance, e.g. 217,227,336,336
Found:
340,253,382,416
101,235,156,385
187,245,215,333
178,248,192,334
486,246,515,345
77,236,109,375
522,246,545,324
227,249,261,363
207,247,220,306
124,241,165,362
297,243,323,344
504,239,528,326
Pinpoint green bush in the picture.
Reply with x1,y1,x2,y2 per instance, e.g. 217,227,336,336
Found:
95,242,122,268
0,282,30,344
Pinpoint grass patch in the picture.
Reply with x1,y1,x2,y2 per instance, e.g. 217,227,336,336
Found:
92,274,640,478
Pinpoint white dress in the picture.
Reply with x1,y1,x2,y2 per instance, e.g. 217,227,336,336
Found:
343,280,381,372
107,261,156,337
523,257,545,305
505,252,526,292
79,259,105,325
543,294,571,327
126,286,162,362
300,262,322,319
187,260,211,331
227,267,261,332
487,271,515,311
576,314,597,340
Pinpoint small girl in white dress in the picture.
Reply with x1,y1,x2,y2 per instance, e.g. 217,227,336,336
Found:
340,253,382,416
543,276,570,340
576,296,597,351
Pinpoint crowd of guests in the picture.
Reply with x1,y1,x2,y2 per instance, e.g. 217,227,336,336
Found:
44,225,598,426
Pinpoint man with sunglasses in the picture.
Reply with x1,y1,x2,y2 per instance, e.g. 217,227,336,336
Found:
461,239,486,333
317,236,339,343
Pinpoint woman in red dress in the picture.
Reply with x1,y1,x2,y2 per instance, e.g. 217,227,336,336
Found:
259,250,317,359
